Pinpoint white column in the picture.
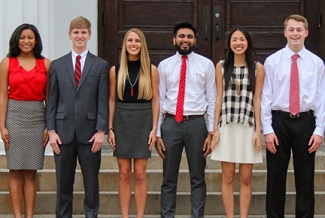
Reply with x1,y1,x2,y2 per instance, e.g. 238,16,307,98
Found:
0,0,98,155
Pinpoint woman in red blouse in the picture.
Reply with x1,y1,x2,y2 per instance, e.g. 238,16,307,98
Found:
0,24,51,218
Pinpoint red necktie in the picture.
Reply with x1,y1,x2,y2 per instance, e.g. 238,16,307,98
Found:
175,55,188,123
75,55,81,87
289,54,300,115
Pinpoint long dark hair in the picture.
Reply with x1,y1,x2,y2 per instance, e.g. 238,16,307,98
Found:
7,23,43,58
224,27,256,92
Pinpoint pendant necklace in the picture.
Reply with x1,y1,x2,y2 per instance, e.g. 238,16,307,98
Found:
233,70,244,96
235,79,241,96
127,72,140,96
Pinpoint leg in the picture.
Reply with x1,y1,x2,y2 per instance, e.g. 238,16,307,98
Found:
184,117,207,218
133,158,149,218
54,141,77,218
266,114,292,218
291,115,315,218
117,158,132,218
238,164,253,218
77,142,101,218
221,162,235,218
23,170,37,218
160,117,184,218
9,170,23,218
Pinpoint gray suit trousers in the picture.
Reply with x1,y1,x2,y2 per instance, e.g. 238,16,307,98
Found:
160,116,207,218
54,138,101,218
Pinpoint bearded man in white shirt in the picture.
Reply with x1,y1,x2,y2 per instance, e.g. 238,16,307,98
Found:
155,21,216,218
261,14,325,218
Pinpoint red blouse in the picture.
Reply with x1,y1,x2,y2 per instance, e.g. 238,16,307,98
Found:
8,57,47,101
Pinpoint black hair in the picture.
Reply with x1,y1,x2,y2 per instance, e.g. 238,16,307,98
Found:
7,23,44,58
173,21,197,37
224,27,256,92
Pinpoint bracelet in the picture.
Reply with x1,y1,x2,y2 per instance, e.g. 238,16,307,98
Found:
109,127,114,131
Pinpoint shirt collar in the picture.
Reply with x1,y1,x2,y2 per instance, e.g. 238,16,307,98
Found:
176,51,194,62
284,45,306,60
71,49,88,61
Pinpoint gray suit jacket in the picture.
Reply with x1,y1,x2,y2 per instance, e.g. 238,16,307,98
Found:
47,51,109,144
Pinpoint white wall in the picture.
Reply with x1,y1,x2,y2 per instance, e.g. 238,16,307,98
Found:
0,0,98,60
0,0,98,154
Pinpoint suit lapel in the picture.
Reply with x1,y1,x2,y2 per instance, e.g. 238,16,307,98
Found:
77,51,94,91
64,52,77,89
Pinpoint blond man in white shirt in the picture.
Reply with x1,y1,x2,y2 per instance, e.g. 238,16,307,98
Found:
261,14,325,218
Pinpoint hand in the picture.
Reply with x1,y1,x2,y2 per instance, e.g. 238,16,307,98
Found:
89,130,105,153
265,133,279,154
1,127,10,150
43,128,49,148
211,129,220,150
253,131,262,152
107,130,116,151
203,133,212,158
148,130,156,151
48,130,62,154
155,137,166,159
308,134,322,153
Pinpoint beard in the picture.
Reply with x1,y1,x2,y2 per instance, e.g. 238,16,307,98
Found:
175,44,195,55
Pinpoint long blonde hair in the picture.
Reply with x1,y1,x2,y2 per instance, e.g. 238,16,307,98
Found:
117,28,152,100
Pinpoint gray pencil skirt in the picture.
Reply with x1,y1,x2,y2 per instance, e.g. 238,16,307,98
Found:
5,99,46,170
113,102,152,158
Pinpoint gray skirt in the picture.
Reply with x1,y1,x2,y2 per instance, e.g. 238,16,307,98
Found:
5,100,46,170
113,102,152,158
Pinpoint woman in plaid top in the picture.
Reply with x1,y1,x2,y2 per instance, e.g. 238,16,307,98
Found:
210,27,265,217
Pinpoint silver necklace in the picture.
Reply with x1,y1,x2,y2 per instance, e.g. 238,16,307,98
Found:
127,72,140,96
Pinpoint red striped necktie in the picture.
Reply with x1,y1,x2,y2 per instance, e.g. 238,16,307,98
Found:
75,55,81,87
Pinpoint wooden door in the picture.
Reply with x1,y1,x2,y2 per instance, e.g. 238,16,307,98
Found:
101,0,321,66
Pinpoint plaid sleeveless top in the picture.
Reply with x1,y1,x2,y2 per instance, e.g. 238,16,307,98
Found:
218,60,259,128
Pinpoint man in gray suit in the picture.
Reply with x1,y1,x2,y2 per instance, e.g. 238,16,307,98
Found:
47,16,109,218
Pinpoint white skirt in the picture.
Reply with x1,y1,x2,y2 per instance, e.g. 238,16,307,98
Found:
210,122,263,164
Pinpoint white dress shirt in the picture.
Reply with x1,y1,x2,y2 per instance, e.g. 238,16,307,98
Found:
261,45,325,137
71,49,88,73
157,52,216,137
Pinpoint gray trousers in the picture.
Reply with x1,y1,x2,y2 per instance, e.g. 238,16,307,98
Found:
160,116,207,218
54,137,101,218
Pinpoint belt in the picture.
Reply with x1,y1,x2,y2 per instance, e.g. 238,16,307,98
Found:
272,110,314,118
165,113,204,121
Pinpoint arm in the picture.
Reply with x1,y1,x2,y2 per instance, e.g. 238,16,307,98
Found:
43,58,51,147
148,65,159,151
89,61,109,153
155,63,167,159
203,61,216,157
107,66,117,150
0,58,9,150
253,63,264,152
46,62,62,154
44,58,51,107
211,62,223,150
261,58,279,153
308,62,325,153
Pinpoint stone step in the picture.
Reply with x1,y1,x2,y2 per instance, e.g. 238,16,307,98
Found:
0,169,324,192
0,191,324,215
0,152,324,170
1,216,325,218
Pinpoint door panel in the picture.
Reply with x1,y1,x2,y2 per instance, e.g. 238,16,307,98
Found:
210,0,318,63
105,0,199,66
102,0,321,65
